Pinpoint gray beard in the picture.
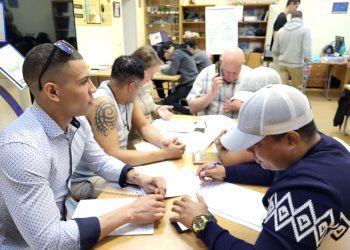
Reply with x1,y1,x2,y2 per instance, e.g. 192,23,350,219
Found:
223,79,237,85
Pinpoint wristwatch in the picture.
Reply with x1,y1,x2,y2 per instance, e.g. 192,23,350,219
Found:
192,212,217,237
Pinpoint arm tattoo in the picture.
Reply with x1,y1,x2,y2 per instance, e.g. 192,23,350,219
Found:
95,101,117,136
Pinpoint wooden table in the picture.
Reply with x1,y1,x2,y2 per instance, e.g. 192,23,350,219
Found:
90,67,181,90
95,152,267,249
333,61,350,92
319,59,350,100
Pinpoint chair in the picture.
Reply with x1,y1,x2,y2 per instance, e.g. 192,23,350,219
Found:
319,230,350,250
342,84,350,135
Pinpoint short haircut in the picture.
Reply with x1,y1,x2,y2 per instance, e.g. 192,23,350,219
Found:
184,39,197,49
287,0,300,7
22,42,82,91
292,10,303,18
271,120,317,142
111,55,145,86
132,46,161,69
158,41,173,61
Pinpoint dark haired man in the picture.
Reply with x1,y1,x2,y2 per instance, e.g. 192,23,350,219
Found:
71,55,185,200
0,42,166,249
157,41,198,114
171,84,350,249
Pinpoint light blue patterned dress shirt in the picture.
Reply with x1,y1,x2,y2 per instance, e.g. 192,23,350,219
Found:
0,102,126,249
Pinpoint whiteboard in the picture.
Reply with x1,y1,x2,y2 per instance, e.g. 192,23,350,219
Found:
205,6,242,55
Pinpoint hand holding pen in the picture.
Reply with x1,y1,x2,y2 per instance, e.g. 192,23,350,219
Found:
196,161,226,183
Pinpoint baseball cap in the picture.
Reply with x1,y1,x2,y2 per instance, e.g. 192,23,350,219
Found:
221,84,313,151
233,66,281,102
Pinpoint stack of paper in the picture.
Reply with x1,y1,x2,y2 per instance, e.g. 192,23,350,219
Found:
152,119,195,133
200,115,238,139
152,116,237,153
199,182,267,231
72,198,154,235
134,142,161,152
136,162,201,198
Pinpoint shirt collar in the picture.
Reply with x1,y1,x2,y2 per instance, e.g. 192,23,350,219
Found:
30,101,80,139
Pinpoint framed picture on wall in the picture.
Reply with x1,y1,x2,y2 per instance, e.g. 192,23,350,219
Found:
332,2,349,14
113,2,121,17
0,2,7,43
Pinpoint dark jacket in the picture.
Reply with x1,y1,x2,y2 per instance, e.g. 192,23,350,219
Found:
333,89,350,128
161,48,198,87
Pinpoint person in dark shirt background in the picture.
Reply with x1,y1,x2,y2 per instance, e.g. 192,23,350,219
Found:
157,41,198,115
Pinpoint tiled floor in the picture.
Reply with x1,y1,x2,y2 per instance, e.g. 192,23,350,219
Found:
307,90,350,145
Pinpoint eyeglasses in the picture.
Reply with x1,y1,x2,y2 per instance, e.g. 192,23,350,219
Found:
38,40,74,91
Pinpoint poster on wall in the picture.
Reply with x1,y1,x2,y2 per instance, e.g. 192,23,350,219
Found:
205,6,239,55
332,2,349,14
0,1,7,43
113,2,120,17
73,0,111,25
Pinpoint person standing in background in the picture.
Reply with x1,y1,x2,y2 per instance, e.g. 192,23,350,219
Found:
270,0,300,69
272,11,312,90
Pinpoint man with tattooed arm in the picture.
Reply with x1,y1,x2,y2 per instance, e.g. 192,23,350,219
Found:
71,55,185,200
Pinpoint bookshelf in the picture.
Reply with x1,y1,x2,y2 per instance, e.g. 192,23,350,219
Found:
238,3,270,52
179,4,214,50
144,0,180,45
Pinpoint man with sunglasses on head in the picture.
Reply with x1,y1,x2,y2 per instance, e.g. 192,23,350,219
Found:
0,41,166,249
71,55,185,200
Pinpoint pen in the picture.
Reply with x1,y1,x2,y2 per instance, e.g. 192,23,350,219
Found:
209,161,220,169
203,161,221,181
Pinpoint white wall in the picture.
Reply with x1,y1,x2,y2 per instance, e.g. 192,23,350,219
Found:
136,0,145,47
5,0,55,41
122,0,138,54
76,2,125,66
118,0,145,53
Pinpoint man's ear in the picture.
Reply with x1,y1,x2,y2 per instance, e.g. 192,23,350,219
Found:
128,82,136,91
43,82,60,102
286,131,300,147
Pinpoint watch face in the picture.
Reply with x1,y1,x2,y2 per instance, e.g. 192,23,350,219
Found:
193,216,205,229
193,215,209,234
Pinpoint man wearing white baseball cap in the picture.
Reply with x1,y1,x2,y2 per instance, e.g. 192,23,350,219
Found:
232,66,282,104
171,84,350,249
215,66,282,166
